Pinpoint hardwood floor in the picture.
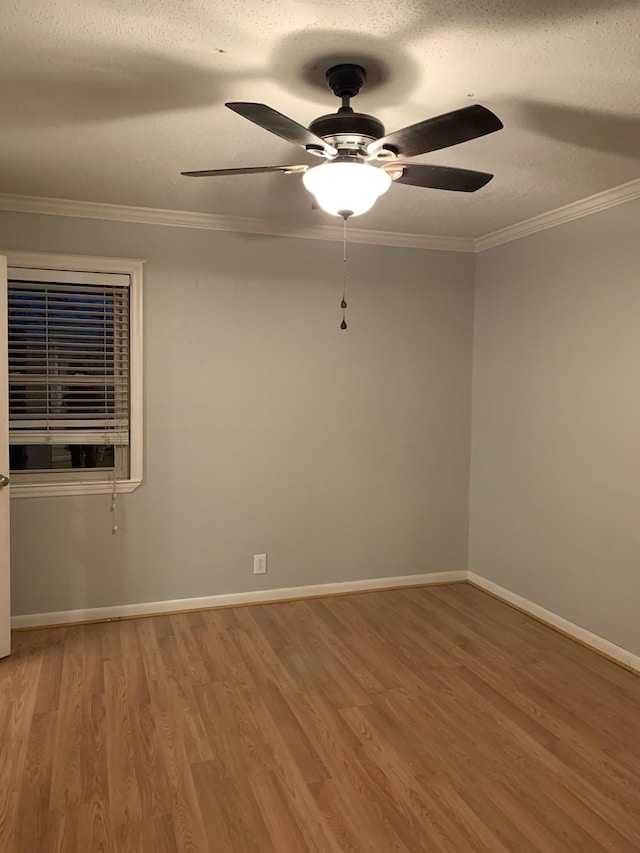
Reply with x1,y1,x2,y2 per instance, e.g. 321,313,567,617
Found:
1,583,640,852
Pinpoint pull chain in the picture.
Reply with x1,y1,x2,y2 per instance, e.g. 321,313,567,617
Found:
340,214,348,330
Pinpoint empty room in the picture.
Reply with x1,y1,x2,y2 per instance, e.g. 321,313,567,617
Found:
1,0,639,850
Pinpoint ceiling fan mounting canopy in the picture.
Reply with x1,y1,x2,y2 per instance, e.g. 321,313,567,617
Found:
325,63,367,100
181,60,504,217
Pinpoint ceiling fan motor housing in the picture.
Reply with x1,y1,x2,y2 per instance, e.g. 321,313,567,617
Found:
309,111,385,147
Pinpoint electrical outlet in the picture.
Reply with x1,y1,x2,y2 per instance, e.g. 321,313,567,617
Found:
253,554,267,575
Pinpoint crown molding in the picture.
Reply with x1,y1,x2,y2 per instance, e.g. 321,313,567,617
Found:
0,192,474,253
1,177,638,255
475,177,640,252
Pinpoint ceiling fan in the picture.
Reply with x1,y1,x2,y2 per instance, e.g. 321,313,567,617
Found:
182,63,503,218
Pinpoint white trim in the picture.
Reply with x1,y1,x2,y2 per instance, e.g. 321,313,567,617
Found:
0,255,10,659
128,258,144,488
468,572,640,674
0,193,474,253
11,569,640,674
3,249,147,274
10,570,466,628
475,178,640,251
5,250,144,496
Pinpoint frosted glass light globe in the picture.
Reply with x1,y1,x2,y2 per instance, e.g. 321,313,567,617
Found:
303,161,392,217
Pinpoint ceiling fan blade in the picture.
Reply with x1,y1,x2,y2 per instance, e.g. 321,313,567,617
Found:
181,165,309,177
389,163,493,192
226,102,338,157
369,104,503,158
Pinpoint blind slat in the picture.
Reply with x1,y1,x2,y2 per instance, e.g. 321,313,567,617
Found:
10,377,129,383
10,430,129,446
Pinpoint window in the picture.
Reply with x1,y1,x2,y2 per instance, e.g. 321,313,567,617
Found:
6,251,143,497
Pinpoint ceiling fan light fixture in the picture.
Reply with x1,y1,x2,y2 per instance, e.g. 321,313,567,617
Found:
302,160,391,217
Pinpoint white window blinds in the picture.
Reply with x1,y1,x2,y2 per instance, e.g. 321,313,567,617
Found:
8,267,130,446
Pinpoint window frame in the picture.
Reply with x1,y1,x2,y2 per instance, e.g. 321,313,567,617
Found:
4,250,144,498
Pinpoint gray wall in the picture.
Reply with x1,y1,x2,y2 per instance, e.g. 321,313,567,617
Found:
470,199,640,656
1,211,475,615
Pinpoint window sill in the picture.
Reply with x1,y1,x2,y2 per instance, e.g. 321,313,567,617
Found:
9,478,142,499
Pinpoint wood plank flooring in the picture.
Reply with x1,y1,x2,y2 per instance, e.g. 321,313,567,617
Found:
1,583,640,852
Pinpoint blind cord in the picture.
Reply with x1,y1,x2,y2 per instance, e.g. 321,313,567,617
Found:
108,287,121,534
104,287,108,447
45,288,51,443
110,470,118,534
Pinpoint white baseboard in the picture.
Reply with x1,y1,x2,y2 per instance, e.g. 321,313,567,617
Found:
12,570,640,675
468,572,640,675
11,570,466,629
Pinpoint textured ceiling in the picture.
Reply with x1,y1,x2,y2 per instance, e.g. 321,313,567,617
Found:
1,0,639,239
